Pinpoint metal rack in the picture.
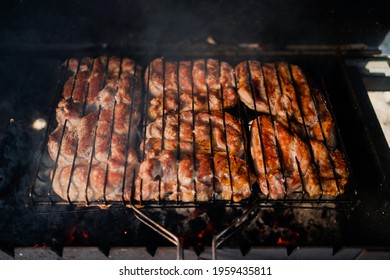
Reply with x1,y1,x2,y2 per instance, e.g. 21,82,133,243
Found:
28,55,357,260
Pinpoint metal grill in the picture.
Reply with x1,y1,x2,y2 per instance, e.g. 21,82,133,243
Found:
30,56,141,207
137,57,254,206
241,59,354,204
29,56,354,209
25,55,357,260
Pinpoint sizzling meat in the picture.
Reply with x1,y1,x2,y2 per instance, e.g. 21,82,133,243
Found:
251,115,312,199
143,111,245,157
134,151,254,202
138,104,254,202
48,56,142,203
251,115,348,199
236,60,336,146
52,149,139,202
145,57,238,119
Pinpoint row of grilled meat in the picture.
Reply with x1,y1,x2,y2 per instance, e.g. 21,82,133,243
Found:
47,56,349,203
48,57,141,202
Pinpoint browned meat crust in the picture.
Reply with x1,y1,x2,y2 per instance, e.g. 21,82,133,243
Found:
48,56,142,203
134,151,254,202
52,149,139,202
142,111,245,158
236,60,336,146
251,115,348,199
145,57,238,119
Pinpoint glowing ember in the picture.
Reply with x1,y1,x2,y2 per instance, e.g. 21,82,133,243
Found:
276,231,300,245
67,225,89,245
197,224,215,239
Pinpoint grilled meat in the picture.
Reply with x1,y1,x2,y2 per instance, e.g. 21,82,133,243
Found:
148,90,235,120
48,125,78,165
235,60,269,113
86,56,107,108
48,55,348,204
251,115,348,199
135,151,254,202
145,57,238,119
48,56,142,203
236,60,336,146
52,149,139,202
62,57,93,103
143,111,245,157
290,65,335,147
55,98,83,129
213,152,255,202
309,140,348,195
251,115,312,199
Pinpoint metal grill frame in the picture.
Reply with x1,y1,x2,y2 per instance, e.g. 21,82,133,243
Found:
29,55,356,209
25,54,359,260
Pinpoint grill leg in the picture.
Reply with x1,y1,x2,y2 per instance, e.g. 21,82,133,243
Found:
212,204,260,260
130,205,183,260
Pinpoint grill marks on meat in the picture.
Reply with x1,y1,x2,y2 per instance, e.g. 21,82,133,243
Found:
135,151,254,202
251,116,312,199
236,61,336,145
291,66,335,147
235,60,268,113
238,60,348,199
145,57,238,119
48,56,142,203
143,111,245,157
146,57,236,96
251,115,348,199
139,57,253,203
47,56,348,204
52,149,139,202
137,110,254,202
213,152,255,202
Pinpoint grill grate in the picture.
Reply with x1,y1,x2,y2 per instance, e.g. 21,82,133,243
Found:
240,60,353,204
29,56,355,209
30,56,141,207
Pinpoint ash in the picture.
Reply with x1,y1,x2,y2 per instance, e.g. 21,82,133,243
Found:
228,205,347,250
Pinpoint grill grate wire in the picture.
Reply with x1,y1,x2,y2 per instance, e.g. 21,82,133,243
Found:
30,57,355,209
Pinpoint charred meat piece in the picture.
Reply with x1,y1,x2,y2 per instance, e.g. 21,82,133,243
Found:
290,65,335,147
309,140,348,196
213,152,255,202
143,111,245,157
251,115,348,199
251,115,313,199
134,151,254,202
236,60,336,146
52,149,139,202
145,57,237,119
147,90,235,120
235,60,269,113
48,56,142,204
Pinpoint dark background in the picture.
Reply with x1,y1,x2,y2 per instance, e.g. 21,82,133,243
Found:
1,0,390,52
0,0,390,256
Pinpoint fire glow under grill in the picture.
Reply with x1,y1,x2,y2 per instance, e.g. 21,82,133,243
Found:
29,56,354,208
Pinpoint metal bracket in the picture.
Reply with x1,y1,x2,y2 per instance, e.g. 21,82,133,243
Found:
211,203,261,260
130,205,183,260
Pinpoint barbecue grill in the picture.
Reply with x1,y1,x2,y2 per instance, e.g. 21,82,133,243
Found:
1,0,390,260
